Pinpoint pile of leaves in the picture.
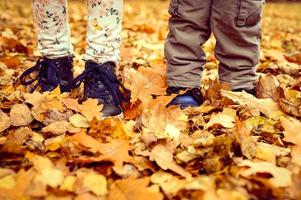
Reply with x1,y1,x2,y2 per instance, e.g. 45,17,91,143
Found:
1,1,301,199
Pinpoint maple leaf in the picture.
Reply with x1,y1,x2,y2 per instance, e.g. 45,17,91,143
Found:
23,92,47,107
97,139,133,169
79,99,103,121
62,98,81,113
108,177,163,200
63,98,103,121
123,67,166,104
71,132,133,169
150,144,192,179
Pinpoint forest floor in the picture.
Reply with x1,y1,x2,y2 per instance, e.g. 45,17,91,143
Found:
1,1,301,199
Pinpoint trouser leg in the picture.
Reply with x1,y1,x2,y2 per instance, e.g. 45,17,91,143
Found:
211,0,264,90
33,0,73,58
84,0,123,65
165,0,212,88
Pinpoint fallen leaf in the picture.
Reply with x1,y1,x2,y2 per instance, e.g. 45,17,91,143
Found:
79,99,103,121
10,103,33,126
234,119,256,159
69,114,89,128
75,169,107,196
71,132,133,169
255,73,280,101
30,155,65,188
238,160,292,188
221,90,283,117
0,110,10,132
206,108,236,129
108,177,163,200
150,144,192,179
42,121,72,135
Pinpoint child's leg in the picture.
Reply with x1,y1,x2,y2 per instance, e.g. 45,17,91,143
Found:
211,0,264,91
165,0,213,88
33,0,73,58
85,0,123,65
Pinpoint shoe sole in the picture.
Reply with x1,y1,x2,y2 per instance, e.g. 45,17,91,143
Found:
101,113,123,120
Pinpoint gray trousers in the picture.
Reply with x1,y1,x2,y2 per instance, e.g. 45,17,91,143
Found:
165,0,264,90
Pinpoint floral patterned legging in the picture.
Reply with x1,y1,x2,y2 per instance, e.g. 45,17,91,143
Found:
33,0,123,64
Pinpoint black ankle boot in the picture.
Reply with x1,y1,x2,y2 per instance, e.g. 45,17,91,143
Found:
20,56,74,93
73,61,129,117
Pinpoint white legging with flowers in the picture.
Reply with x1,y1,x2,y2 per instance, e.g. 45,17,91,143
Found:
33,0,123,64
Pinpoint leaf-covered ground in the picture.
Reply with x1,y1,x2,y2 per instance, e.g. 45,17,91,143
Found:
1,0,301,199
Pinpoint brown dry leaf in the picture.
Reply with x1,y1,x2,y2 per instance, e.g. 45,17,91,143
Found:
142,104,187,140
0,62,14,86
238,160,292,188
284,52,301,65
71,132,133,168
255,73,280,101
62,98,81,113
123,67,166,104
10,103,33,126
71,132,102,153
234,119,256,159
0,110,10,132
108,177,163,200
96,139,133,169
280,116,301,165
150,144,192,179
221,90,282,117
23,92,47,107
280,116,301,144
41,120,72,135
263,62,301,76
206,108,236,129
279,88,301,117
291,77,301,91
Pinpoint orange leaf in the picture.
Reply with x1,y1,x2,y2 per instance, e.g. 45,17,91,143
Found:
108,177,163,200
150,144,192,179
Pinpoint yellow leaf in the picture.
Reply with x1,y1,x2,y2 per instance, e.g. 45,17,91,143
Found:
0,175,16,190
60,176,76,192
69,114,89,128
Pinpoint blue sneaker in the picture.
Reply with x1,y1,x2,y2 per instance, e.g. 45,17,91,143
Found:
167,87,203,109
73,61,129,117
20,56,74,93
